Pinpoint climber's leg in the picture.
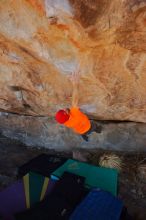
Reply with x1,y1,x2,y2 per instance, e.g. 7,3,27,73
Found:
81,120,102,142
81,134,89,142
88,120,102,135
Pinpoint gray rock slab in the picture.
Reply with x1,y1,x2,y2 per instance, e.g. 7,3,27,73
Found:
0,113,146,152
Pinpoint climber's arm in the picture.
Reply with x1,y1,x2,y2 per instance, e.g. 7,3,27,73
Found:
72,80,79,107
70,69,80,107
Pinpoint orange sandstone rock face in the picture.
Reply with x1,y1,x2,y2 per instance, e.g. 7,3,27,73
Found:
0,0,146,122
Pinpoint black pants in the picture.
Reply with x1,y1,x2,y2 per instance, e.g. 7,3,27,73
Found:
81,120,102,141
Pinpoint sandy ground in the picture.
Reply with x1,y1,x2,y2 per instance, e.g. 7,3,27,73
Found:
0,134,145,220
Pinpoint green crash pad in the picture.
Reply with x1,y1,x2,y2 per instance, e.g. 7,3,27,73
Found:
23,172,49,208
51,159,118,196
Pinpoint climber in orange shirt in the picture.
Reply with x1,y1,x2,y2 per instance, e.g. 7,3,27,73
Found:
55,69,102,141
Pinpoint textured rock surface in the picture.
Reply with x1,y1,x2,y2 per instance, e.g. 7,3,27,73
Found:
0,0,146,122
0,113,146,151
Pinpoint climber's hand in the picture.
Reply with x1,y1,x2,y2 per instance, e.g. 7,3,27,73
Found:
69,67,81,107
69,69,80,85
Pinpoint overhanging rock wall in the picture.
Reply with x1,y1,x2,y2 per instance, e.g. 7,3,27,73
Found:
0,0,146,151
0,0,146,121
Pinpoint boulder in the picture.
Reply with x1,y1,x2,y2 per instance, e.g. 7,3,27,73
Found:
0,0,146,122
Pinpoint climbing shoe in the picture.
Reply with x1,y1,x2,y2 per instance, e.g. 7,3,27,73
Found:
81,135,89,142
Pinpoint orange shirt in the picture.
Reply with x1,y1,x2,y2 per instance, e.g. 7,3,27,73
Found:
64,107,91,134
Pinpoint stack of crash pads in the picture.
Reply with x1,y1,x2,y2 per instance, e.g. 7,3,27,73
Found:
70,189,123,220
0,180,26,220
0,154,66,219
15,172,88,220
0,153,128,220
0,176,56,220
18,153,67,178
51,159,118,196
23,172,56,209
